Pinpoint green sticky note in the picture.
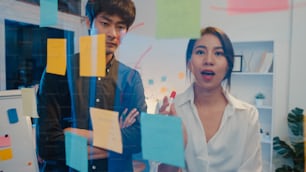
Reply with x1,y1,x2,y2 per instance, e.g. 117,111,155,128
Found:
156,0,200,38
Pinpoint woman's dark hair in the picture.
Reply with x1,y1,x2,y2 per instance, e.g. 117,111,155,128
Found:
86,0,136,29
185,26,234,88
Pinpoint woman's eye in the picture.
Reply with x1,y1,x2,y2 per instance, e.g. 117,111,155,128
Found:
215,51,224,56
195,50,205,55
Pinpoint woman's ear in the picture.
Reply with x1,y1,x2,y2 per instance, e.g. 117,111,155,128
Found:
187,61,192,71
85,17,91,33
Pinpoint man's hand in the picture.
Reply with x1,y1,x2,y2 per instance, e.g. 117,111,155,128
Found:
119,108,139,128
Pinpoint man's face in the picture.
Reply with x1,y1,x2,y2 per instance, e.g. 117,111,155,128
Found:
89,13,127,55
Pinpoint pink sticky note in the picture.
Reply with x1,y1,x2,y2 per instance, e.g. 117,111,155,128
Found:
228,0,289,14
0,134,11,148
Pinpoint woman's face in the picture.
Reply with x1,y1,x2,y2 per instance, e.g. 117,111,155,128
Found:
189,34,228,91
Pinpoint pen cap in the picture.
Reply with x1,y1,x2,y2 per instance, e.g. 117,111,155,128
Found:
170,91,176,99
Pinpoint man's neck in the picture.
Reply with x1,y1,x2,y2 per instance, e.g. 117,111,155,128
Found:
106,54,114,64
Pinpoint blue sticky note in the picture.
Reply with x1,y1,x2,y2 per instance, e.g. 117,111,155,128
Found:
141,112,185,168
161,76,167,82
148,79,154,85
65,132,88,172
7,108,18,124
40,0,58,27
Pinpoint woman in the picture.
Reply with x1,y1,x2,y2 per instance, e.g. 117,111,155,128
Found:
159,26,262,172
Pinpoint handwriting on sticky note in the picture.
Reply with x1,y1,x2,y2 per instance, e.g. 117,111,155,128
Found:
90,107,122,153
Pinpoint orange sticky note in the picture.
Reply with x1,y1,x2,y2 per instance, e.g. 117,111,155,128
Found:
178,72,185,80
80,35,106,77
160,86,168,94
0,148,13,161
46,39,67,75
90,107,122,153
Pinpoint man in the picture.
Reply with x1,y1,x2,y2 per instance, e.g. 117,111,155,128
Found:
36,0,147,171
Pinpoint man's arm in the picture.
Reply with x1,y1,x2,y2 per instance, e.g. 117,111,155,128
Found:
36,71,71,161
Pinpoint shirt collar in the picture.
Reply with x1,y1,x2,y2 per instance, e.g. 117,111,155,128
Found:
176,84,248,111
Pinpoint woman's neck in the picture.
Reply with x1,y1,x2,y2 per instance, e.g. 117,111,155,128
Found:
193,84,226,106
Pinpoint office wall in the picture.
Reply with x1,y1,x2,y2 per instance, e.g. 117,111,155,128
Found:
289,1,306,111
126,0,294,139
0,0,305,142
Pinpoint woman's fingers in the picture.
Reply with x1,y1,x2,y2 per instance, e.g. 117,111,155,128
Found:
159,96,169,113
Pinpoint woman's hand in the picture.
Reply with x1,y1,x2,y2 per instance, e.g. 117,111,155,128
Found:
119,108,139,128
158,96,177,116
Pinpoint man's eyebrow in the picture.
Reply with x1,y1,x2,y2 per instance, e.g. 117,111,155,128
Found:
98,15,126,25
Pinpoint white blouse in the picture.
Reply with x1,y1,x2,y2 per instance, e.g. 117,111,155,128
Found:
174,85,262,172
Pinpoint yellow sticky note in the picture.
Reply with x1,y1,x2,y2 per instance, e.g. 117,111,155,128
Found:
21,88,39,118
90,107,122,153
0,148,13,161
47,39,67,75
80,35,106,77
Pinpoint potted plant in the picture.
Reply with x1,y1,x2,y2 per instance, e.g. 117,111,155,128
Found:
273,107,304,172
255,92,265,106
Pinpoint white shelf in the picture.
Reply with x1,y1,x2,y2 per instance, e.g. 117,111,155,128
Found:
232,40,274,171
232,72,273,76
256,105,272,110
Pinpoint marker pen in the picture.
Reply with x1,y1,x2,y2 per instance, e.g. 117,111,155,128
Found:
165,91,176,112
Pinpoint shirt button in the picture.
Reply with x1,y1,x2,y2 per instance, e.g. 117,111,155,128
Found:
92,165,96,170
107,68,110,73
96,98,100,102
98,77,101,81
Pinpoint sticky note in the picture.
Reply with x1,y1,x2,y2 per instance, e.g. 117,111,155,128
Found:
0,148,13,161
46,39,67,75
141,112,185,167
7,108,18,124
160,86,168,94
178,72,185,80
21,88,39,118
156,0,200,38
161,76,167,82
40,0,58,27
90,107,122,153
0,134,11,147
65,132,88,172
148,79,154,85
228,0,289,14
80,35,106,77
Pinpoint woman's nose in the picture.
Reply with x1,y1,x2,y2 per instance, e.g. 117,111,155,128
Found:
203,53,214,65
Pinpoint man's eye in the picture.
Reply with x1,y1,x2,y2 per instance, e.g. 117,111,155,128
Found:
117,25,127,31
100,22,109,26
